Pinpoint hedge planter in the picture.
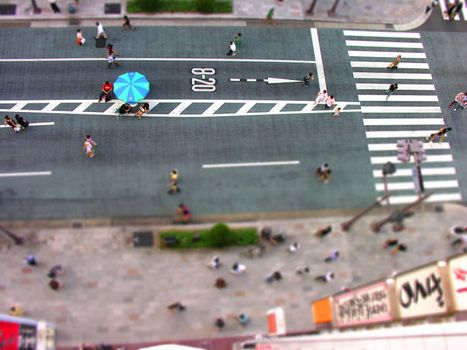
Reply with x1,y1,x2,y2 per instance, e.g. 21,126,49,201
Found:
127,0,233,14
160,223,257,249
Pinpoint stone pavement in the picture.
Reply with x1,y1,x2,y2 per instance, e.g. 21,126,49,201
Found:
0,0,430,27
1,203,466,348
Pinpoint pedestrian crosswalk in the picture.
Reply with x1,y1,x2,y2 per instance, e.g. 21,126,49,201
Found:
344,29,462,204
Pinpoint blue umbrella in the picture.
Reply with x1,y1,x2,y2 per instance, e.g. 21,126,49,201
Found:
114,72,150,103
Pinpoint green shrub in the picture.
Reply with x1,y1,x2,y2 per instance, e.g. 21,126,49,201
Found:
205,223,231,247
138,0,162,11
197,0,215,13
127,0,232,13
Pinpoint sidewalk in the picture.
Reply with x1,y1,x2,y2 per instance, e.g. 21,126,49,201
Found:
0,0,430,27
1,203,466,348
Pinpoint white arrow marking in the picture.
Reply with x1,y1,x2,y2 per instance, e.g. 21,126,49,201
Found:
265,77,303,84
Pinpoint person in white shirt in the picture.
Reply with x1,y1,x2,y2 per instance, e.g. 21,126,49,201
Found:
287,242,300,253
315,271,334,283
208,256,221,269
230,262,246,274
96,22,108,39
314,90,328,105
324,95,336,109
226,41,237,56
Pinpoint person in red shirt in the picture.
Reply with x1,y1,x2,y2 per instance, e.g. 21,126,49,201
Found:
176,203,191,224
4,115,21,132
99,81,113,102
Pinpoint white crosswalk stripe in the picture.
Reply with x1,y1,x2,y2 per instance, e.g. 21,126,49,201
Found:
344,29,462,204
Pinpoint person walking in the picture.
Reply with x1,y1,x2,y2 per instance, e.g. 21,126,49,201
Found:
83,139,95,158
48,265,63,278
4,115,21,133
25,254,37,266
85,135,97,147
315,225,332,238
324,250,340,263
266,7,275,25
226,41,236,56
168,168,181,194
122,15,134,30
237,313,250,326
106,44,119,69
14,114,29,129
303,72,315,87
234,33,242,52
386,82,398,100
324,95,336,109
314,90,328,105
315,163,332,183
49,278,62,291
427,126,452,143
387,55,401,69
176,203,191,223
75,29,86,46
49,0,61,13
315,271,335,283
167,302,186,311
215,318,225,330
95,22,108,39
287,242,300,253
332,106,341,118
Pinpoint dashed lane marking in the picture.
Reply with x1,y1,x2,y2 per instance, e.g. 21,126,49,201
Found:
361,106,441,113
353,72,433,80
356,83,435,90
203,161,300,169
363,118,444,126
348,51,427,59
0,171,52,177
0,122,55,128
350,62,430,69
345,40,424,48
358,95,438,102
343,30,421,38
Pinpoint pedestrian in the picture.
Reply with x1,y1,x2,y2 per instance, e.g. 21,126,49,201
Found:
448,92,466,111
49,278,62,291
230,262,246,275
314,90,328,105
85,135,97,147
14,114,29,129
386,83,398,100
24,254,37,266
425,0,438,13
266,270,283,283
427,126,452,143
383,239,399,249
296,266,311,275
314,225,332,238
167,302,186,311
266,7,275,25
208,256,221,269
95,22,108,39
99,81,113,102
332,106,341,117
237,313,250,326
234,32,242,52
214,277,227,289
390,243,407,255
135,103,149,119
387,55,401,69
176,203,191,224
118,103,131,115
215,318,225,330
324,250,340,263
324,95,336,109
122,15,134,30
9,305,24,317
4,115,21,133
49,0,60,13
287,242,300,253
303,72,315,87
226,41,236,56
315,271,335,283
75,29,86,46
168,180,181,195
83,139,95,158
315,163,332,183
48,265,63,278
106,44,119,69
454,1,464,17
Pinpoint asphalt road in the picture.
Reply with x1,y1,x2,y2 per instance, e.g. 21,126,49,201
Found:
0,26,465,220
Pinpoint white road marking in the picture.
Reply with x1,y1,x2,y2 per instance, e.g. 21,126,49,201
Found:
0,171,52,177
236,102,255,115
463,2,467,20
0,122,55,128
361,106,441,113
368,143,450,151
169,101,191,116
373,167,456,177
265,77,302,84
375,180,459,191
348,51,426,58
202,101,224,116
371,154,453,164
11,102,27,111
42,101,60,112
246,79,258,82
343,30,421,38
363,118,444,126
270,102,287,113
358,95,438,102
366,130,439,138
310,28,327,91
345,40,424,48
350,61,429,69
354,72,433,80
104,102,122,114
0,57,315,64
387,193,462,204
203,160,300,169
73,102,93,113
356,83,435,90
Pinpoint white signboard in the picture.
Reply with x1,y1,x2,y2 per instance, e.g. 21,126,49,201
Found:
395,263,447,319
448,254,467,311
333,281,393,327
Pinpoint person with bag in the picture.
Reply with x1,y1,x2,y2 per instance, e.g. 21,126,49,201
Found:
135,103,149,119
106,44,119,69
14,114,29,129
387,55,401,69
75,29,86,46
4,115,21,133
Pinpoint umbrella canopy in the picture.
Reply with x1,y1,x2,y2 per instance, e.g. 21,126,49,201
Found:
139,346,203,350
114,71,150,103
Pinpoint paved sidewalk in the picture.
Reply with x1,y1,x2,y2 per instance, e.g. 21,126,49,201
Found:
0,0,429,26
1,203,466,348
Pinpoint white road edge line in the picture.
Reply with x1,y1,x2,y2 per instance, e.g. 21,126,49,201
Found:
1,122,55,128
203,161,300,169
0,171,52,177
310,28,327,91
